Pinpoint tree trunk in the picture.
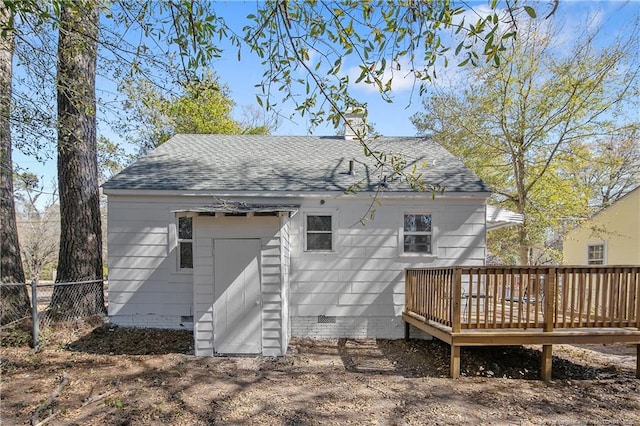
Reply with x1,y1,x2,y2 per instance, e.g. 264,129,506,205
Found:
514,148,529,266
516,198,529,266
0,7,31,324
518,224,530,266
52,1,105,317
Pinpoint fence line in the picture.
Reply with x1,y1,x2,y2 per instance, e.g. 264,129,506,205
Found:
0,278,108,348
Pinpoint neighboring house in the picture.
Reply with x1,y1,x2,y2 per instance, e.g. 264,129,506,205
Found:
563,186,640,265
102,125,492,356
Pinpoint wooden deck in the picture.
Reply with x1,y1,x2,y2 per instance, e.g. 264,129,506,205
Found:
403,266,640,380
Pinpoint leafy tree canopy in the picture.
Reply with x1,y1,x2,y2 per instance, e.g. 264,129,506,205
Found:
120,70,269,154
411,15,639,264
245,0,544,131
5,1,553,144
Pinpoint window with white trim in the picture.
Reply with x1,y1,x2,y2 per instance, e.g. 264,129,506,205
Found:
403,213,432,254
177,216,193,269
305,214,334,251
587,243,605,265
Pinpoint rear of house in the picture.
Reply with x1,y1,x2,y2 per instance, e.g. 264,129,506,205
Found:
103,133,491,356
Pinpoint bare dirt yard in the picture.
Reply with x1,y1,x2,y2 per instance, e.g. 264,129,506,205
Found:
1,321,638,425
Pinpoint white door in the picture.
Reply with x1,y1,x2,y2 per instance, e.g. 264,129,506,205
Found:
213,238,262,354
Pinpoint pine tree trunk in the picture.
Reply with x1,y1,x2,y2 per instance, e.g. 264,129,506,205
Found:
52,1,105,317
0,7,31,324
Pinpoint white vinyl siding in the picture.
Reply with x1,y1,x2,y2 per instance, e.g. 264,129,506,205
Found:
106,193,487,344
107,197,193,329
290,197,486,339
280,214,292,353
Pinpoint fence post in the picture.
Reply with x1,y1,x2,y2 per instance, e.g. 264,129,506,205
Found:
544,268,555,333
31,278,39,350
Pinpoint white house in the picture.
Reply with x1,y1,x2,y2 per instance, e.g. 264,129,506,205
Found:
102,130,492,356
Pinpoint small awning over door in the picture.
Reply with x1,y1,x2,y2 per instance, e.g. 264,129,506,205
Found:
486,205,524,231
173,202,299,215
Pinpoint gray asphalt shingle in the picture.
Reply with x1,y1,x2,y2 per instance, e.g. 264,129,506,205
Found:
102,134,490,193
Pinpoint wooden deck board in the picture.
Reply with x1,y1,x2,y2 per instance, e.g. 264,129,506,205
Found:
404,312,640,345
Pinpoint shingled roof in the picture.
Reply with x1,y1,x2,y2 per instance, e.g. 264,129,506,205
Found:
102,134,490,193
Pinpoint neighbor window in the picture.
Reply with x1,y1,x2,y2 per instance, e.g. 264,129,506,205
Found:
587,243,605,265
306,214,333,251
178,216,193,269
403,214,432,254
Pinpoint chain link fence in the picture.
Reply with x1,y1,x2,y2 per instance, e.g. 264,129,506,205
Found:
0,279,108,348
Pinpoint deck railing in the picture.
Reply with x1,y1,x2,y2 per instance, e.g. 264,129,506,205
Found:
405,266,640,332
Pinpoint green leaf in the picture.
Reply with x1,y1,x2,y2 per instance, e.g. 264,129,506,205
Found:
524,6,536,18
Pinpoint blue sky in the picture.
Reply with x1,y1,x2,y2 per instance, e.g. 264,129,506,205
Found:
210,0,640,136
12,0,640,198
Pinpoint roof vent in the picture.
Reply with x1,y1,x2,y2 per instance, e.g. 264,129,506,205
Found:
344,108,367,141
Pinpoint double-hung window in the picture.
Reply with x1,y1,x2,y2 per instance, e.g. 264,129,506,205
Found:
305,214,334,251
403,213,432,254
177,216,193,269
587,242,605,265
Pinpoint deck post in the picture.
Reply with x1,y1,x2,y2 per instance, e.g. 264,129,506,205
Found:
451,345,461,379
636,344,639,379
450,268,462,379
540,267,556,381
544,267,555,333
542,345,553,381
452,268,462,333
404,320,410,341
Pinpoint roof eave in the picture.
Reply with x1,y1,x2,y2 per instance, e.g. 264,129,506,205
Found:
103,188,491,199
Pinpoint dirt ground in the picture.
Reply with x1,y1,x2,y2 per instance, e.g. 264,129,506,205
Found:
1,322,638,425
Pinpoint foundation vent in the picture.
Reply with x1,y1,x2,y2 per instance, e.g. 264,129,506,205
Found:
317,315,337,324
